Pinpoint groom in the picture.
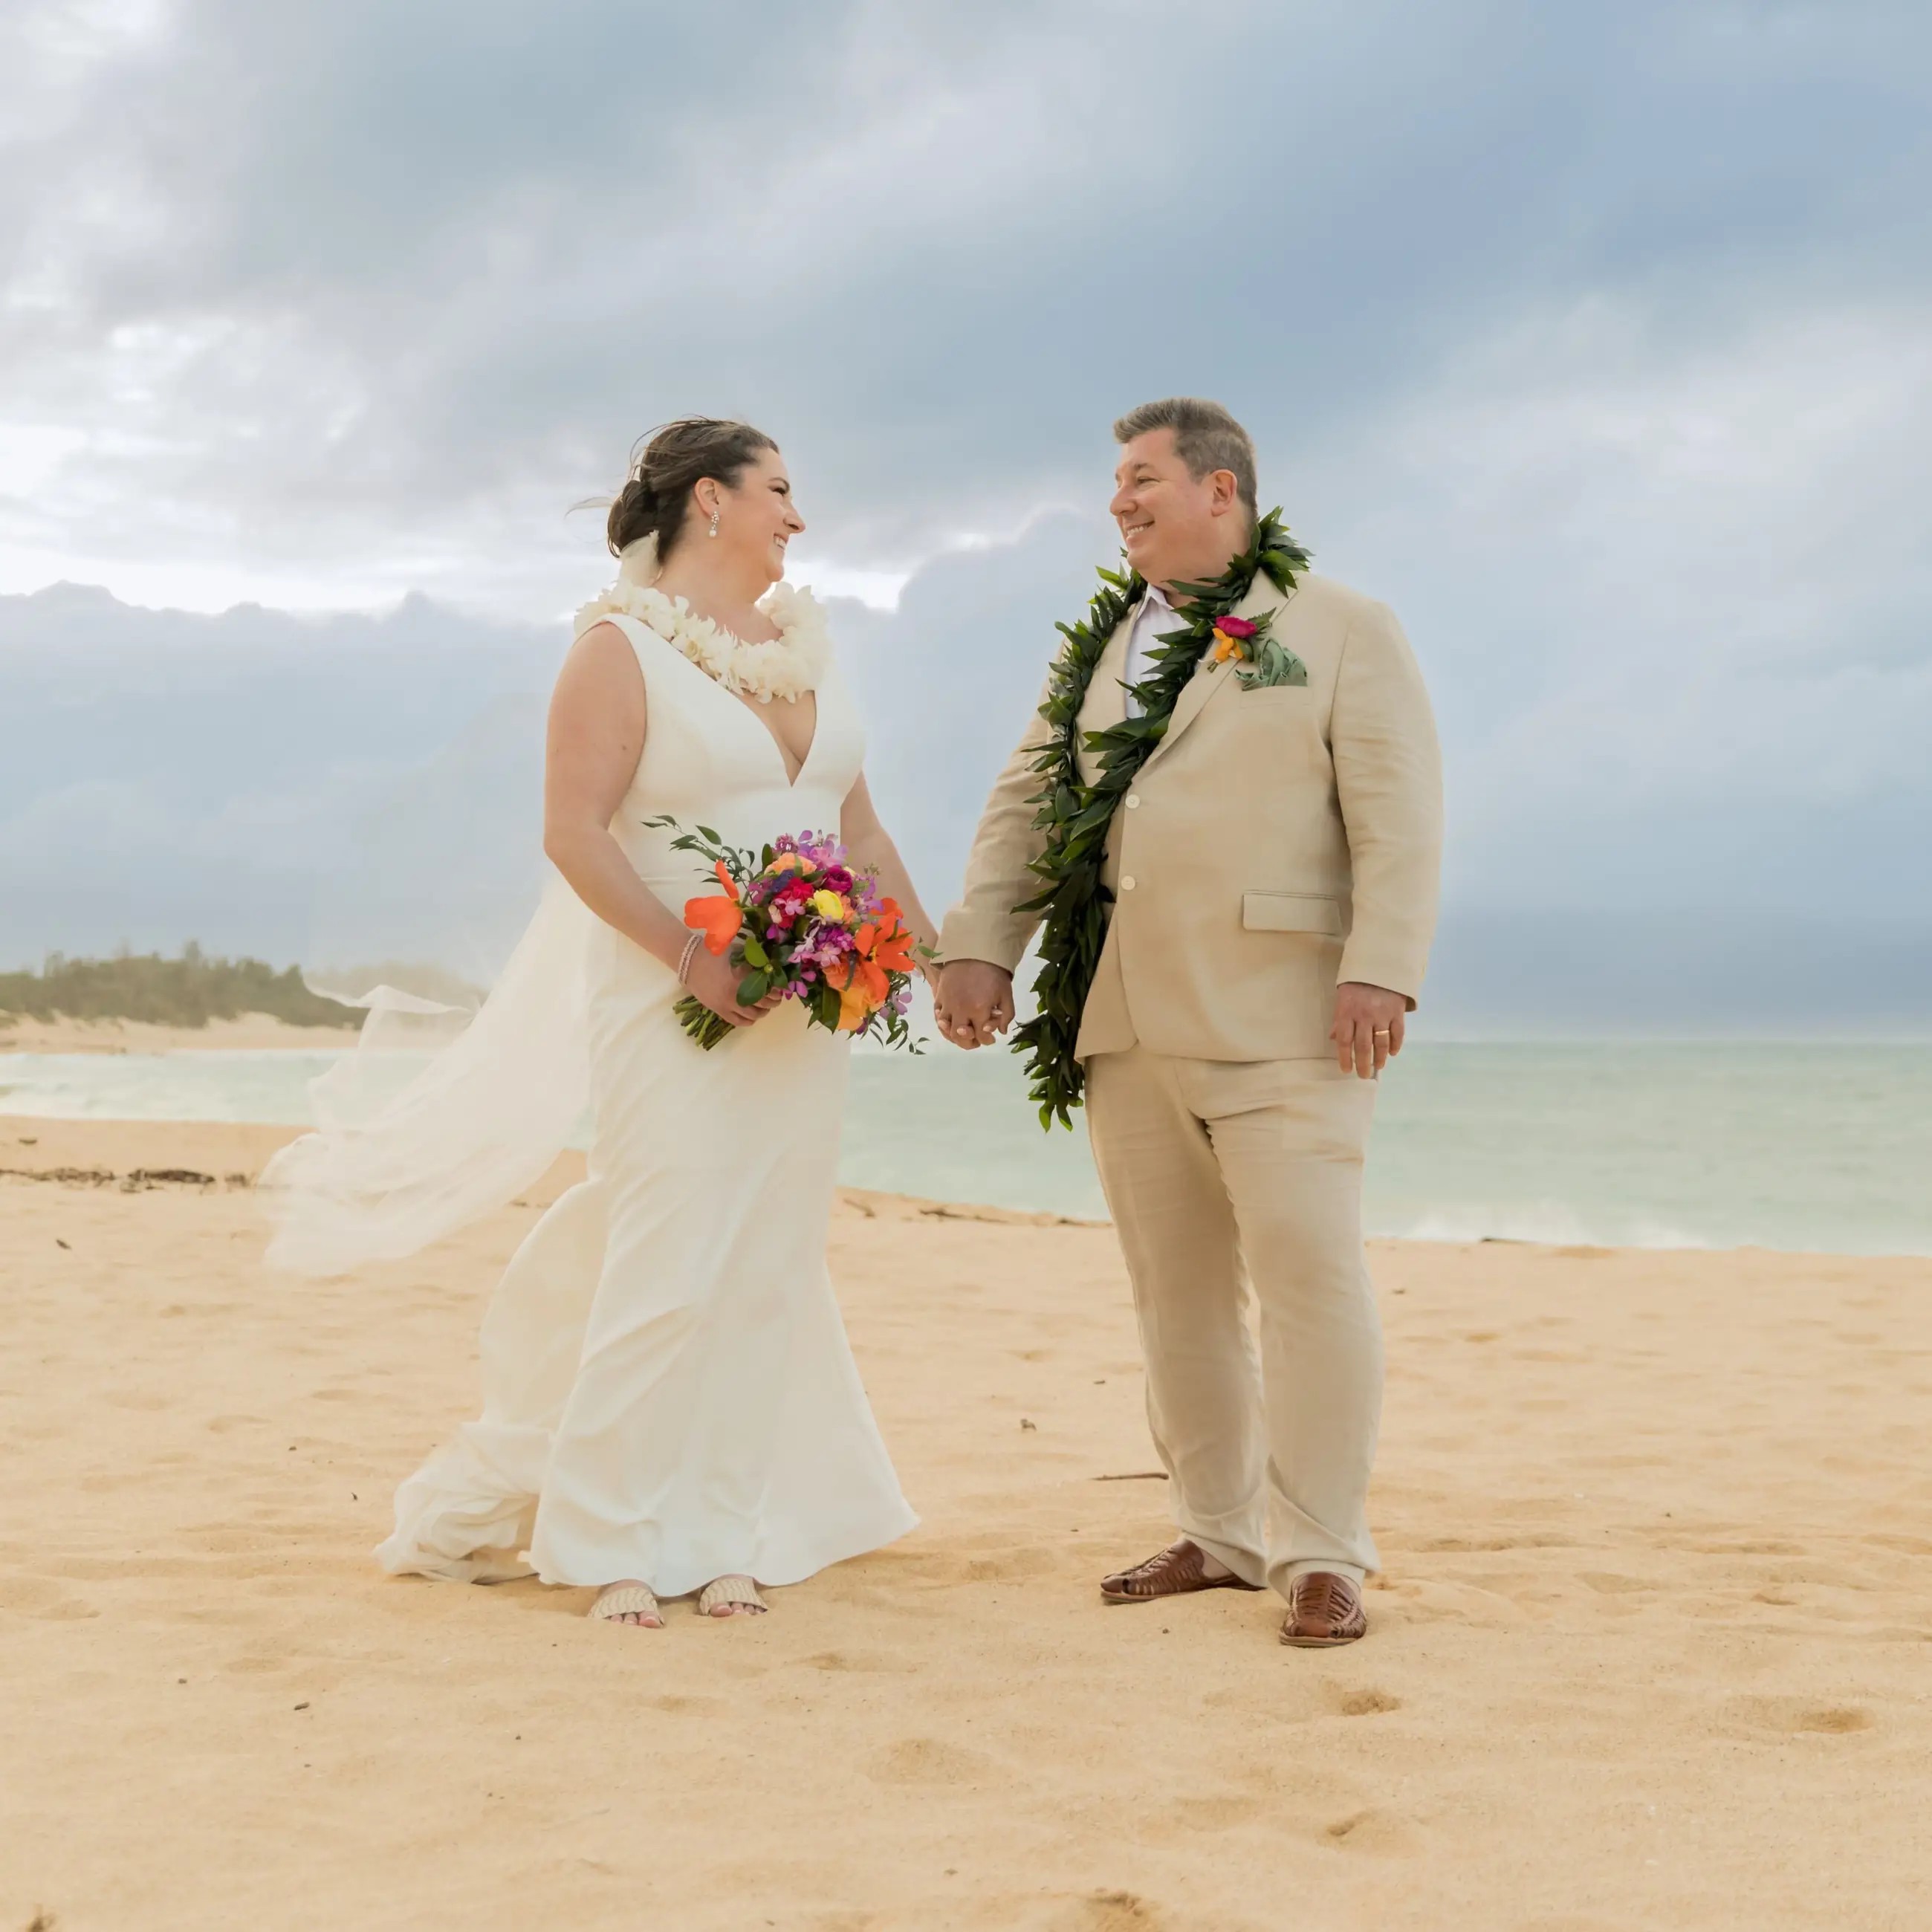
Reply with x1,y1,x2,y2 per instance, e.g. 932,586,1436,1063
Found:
934,398,1442,1647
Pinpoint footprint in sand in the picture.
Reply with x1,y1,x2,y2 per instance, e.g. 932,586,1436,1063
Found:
0,1575,97,1621
1052,1890,1164,1931
1719,1694,1876,1738
797,1649,918,1675
1167,1793,1263,1832
1579,1572,1650,1595
648,1693,728,1716
959,1547,1060,1583
1320,1806,1424,1855
869,1736,998,1786
1332,1687,1402,1717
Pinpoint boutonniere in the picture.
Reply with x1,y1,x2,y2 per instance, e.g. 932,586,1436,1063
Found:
1210,613,1307,690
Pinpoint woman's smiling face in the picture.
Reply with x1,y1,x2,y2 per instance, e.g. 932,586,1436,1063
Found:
710,446,805,586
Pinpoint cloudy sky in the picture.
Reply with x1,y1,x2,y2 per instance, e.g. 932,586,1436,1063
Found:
2,0,1928,1029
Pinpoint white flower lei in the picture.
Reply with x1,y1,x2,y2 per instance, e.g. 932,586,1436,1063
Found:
574,574,832,704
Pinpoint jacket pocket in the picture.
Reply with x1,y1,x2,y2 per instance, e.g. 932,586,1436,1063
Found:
1242,891,1343,936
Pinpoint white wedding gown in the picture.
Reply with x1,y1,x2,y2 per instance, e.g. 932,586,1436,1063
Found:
265,606,916,1595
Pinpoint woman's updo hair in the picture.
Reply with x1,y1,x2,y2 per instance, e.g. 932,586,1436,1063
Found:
606,418,779,561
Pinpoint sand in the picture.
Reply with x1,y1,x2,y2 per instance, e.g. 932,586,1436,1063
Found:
1,1117,1928,1932
0,1014,357,1055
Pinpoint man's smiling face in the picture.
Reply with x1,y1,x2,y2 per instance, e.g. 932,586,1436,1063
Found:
1109,427,1236,589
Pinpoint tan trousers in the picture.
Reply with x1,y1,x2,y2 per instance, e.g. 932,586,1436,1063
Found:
1084,1048,1383,1595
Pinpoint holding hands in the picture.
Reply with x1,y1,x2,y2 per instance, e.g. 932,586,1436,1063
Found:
934,966,1408,1077
934,960,1014,1049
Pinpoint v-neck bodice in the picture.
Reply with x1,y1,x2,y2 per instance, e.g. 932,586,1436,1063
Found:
598,612,860,899
727,686,819,791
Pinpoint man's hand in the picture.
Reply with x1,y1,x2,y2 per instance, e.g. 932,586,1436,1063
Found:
935,960,1015,1049
1331,982,1407,1079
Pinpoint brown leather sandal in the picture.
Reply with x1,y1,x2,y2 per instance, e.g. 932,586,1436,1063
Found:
1279,1570,1368,1647
1100,1538,1262,1604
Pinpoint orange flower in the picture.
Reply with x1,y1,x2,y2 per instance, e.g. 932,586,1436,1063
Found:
1213,614,1258,664
683,860,743,956
823,901,916,1031
866,901,918,974
824,950,889,1030
838,979,881,1030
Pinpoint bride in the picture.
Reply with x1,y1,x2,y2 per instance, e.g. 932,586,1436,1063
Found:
263,418,934,1628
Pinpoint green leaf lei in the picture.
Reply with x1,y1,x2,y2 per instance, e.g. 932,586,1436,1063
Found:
1009,508,1312,1129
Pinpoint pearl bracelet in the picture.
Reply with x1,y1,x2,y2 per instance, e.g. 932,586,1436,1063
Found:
676,932,703,985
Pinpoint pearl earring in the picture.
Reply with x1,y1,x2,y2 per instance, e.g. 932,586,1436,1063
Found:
707,508,720,538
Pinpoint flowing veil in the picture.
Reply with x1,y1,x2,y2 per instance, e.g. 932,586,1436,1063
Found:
259,537,663,1276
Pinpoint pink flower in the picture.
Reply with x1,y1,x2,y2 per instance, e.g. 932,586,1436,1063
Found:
1216,615,1258,639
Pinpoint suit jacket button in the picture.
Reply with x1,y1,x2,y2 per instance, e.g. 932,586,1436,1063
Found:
1121,876,1137,891
1125,794,1141,808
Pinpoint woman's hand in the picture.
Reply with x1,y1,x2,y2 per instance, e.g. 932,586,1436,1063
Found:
684,947,783,1028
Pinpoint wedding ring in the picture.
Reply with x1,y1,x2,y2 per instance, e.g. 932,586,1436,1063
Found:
1372,1028,1390,1038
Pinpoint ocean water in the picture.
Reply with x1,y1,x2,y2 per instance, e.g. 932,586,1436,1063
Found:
1,1041,1926,1257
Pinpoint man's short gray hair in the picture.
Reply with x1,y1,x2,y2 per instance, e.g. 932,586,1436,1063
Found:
1112,397,1257,515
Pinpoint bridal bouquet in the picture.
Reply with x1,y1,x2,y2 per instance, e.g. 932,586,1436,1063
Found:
649,817,923,1052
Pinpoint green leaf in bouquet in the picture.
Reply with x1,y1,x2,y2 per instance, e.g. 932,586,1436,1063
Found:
737,970,771,1005
740,934,771,968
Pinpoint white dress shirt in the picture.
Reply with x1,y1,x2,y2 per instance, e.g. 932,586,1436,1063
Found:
1121,585,1184,717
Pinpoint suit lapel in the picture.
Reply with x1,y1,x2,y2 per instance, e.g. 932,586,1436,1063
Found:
1143,573,1288,771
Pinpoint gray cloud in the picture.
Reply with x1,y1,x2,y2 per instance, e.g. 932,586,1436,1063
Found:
8,2,1928,597
1,1,1927,1025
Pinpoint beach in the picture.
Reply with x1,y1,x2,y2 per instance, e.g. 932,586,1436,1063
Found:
2,1115,1928,1931
0,1014,357,1055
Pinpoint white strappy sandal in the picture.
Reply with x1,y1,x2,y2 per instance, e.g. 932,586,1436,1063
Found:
695,1575,767,1618
590,1583,663,1627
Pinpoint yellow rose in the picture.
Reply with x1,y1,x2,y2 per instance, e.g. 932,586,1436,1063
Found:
809,889,849,921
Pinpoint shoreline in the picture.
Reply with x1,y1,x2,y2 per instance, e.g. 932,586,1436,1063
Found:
4,1115,1930,1261
11,1014,1932,1056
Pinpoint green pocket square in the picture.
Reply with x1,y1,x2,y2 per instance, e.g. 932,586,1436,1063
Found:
1236,638,1309,690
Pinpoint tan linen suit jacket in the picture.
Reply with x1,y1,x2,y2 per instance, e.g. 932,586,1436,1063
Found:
940,571,1444,1062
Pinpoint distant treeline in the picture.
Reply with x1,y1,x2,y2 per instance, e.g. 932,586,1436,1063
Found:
0,944,357,1030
